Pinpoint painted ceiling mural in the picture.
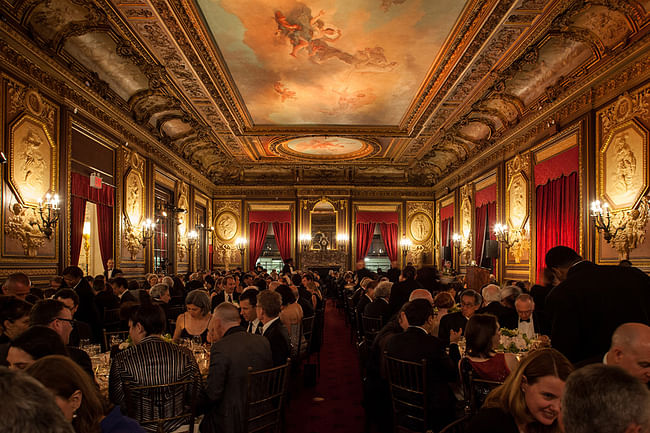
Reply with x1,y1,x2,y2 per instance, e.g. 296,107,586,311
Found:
196,0,468,125
2,0,649,186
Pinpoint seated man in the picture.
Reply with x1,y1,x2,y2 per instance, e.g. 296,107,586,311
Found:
62,266,100,343
438,289,481,346
109,301,201,432
1,272,31,301
477,284,517,330
54,289,92,346
562,364,650,433
385,299,460,432
602,322,650,385
256,290,290,367
514,294,543,338
239,288,261,334
200,303,272,433
364,281,392,325
29,299,94,378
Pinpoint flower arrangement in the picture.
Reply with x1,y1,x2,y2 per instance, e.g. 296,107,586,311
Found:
499,328,533,353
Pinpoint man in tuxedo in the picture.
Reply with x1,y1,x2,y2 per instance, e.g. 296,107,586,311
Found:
211,276,239,311
514,294,543,338
545,246,650,364
385,299,460,432
478,284,517,329
364,281,392,324
200,303,272,433
239,287,262,334
387,266,423,316
357,280,377,336
602,323,650,384
256,290,290,366
438,289,482,346
62,266,100,343
104,258,118,279
112,277,137,304
29,299,94,379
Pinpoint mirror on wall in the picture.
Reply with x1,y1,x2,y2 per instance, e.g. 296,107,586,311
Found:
310,200,336,250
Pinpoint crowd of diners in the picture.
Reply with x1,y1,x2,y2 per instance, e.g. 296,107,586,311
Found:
0,244,648,433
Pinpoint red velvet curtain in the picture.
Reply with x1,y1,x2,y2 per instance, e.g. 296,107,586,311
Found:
441,217,453,247
379,223,398,262
355,222,376,260
96,204,113,268
71,196,87,266
249,222,269,268
475,204,488,265
272,222,291,262
535,172,579,283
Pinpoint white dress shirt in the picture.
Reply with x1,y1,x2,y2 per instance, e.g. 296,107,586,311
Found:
261,317,280,335
518,317,536,339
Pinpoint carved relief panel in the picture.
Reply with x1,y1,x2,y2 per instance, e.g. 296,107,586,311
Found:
3,79,58,258
406,201,434,267
505,153,531,264
122,150,146,260
176,182,189,263
212,200,242,269
597,89,650,263
459,184,473,264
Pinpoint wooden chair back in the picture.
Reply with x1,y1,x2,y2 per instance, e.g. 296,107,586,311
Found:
460,358,502,414
123,378,199,433
300,315,315,358
244,360,291,433
103,308,122,331
361,314,383,345
439,414,472,433
103,330,129,352
384,354,428,433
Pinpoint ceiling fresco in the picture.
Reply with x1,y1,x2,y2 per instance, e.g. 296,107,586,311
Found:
195,0,468,125
1,0,649,187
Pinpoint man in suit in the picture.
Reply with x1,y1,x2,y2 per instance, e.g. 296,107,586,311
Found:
112,277,137,304
293,274,314,317
438,289,482,346
477,284,517,329
364,280,392,325
600,323,650,385
200,303,273,433
239,287,262,334
62,266,101,344
211,276,239,311
386,261,401,284
354,260,373,284
387,266,423,316
281,258,295,275
54,289,92,346
356,280,377,336
1,272,31,300
109,302,201,433
29,299,94,379
385,299,460,432
514,294,543,338
545,246,650,364
104,258,118,279
256,290,290,366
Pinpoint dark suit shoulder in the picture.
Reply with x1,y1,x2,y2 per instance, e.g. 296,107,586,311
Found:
466,407,518,433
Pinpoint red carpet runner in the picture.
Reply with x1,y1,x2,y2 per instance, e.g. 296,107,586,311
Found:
286,300,365,433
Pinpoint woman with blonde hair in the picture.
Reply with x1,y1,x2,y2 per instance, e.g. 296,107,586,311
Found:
26,355,144,433
465,348,573,433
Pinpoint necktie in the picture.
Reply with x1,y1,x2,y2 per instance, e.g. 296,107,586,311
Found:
256,322,263,335
520,318,530,323
227,294,232,303
248,322,253,333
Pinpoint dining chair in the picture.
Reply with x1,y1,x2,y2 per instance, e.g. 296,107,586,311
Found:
384,354,428,433
244,360,291,433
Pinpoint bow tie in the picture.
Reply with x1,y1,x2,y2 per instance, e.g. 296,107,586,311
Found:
520,319,531,323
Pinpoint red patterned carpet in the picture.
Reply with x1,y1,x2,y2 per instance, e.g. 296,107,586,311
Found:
286,300,365,433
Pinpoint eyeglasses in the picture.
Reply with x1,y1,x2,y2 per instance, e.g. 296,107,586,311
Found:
53,317,76,326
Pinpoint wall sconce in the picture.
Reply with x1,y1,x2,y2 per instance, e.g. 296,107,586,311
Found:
187,230,199,248
141,219,155,247
299,233,311,251
493,223,516,249
336,233,349,250
35,193,60,239
82,221,91,275
590,200,625,242
452,233,462,248
400,237,412,259
235,237,247,260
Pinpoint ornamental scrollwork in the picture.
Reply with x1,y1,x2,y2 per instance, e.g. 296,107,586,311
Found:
122,219,143,260
608,196,649,260
4,203,47,257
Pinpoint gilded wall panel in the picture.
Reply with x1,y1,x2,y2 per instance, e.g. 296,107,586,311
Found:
505,153,531,264
176,182,189,263
121,150,146,261
406,201,434,267
459,184,473,264
596,86,650,265
212,200,242,269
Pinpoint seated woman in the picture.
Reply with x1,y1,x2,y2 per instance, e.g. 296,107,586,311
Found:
465,348,572,433
305,280,323,311
172,290,211,344
275,284,304,353
7,326,67,370
432,292,454,337
27,355,145,433
463,314,519,382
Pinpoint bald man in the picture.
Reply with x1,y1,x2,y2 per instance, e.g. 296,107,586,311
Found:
603,323,650,384
201,303,272,433
409,288,433,304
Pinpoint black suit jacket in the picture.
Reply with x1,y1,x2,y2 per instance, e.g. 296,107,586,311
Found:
364,298,391,324
388,279,423,316
437,311,468,346
211,291,240,311
73,279,101,343
68,346,95,380
104,268,118,279
281,264,294,275
477,302,518,330
385,327,458,431
262,318,291,367
119,291,138,305
200,326,272,433
546,261,650,364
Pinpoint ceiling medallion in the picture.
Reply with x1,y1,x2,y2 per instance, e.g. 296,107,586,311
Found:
270,136,379,161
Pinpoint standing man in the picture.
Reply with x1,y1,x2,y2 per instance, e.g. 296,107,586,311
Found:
545,246,650,364
104,259,118,279
61,266,100,343
256,290,290,366
388,266,422,316
282,258,295,275
200,303,272,433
